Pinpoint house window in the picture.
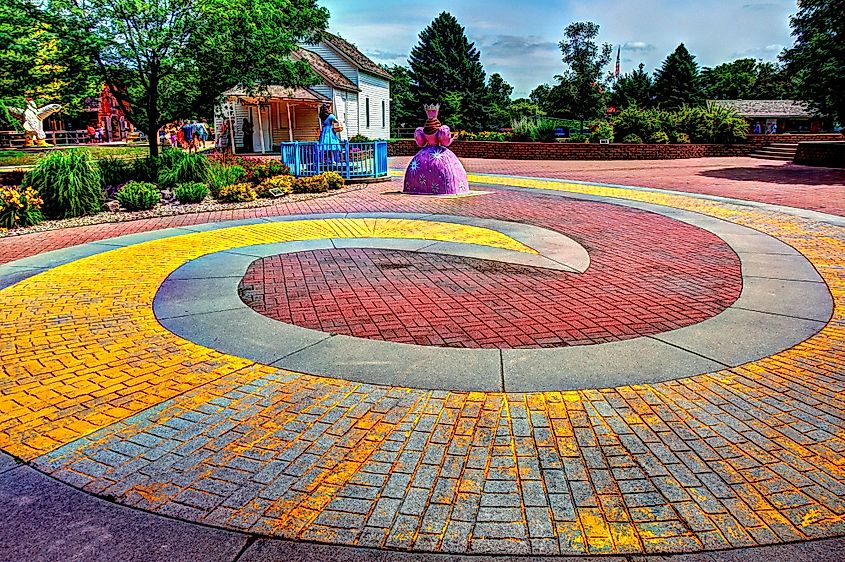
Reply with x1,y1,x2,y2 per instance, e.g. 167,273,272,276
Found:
382,100,386,128
366,98,370,129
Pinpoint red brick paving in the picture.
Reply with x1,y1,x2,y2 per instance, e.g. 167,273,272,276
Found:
239,193,741,348
391,156,845,217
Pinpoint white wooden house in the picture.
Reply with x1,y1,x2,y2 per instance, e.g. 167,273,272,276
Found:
216,33,392,153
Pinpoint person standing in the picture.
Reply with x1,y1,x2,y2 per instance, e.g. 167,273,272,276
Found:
318,103,341,164
242,118,254,153
181,120,195,153
196,119,208,148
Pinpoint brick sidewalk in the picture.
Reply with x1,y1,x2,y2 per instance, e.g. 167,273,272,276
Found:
390,156,845,216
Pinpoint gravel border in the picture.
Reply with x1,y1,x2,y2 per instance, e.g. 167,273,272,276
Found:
0,184,370,238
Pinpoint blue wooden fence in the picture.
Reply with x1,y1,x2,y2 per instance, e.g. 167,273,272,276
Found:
280,141,388,179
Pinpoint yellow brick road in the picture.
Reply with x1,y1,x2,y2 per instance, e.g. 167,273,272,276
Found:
1,190,844,556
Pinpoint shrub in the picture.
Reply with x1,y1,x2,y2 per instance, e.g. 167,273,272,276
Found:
207,164,246,197
672,132,691,144
675,105,709,142
349,134,370,143
622,133,643,144
650,131,670,144
98,156,134,191
115,181,159,211
217,182,257,203
613,107,663,142
256,175,294,198
703,105,748,144
0,185,44,228
591,122,614,143
131,157,159,183
454,131,511,142
569,133,590,143
293,175,329,194
322,171,345,190
157,152,210,189
24,150,103,218
207,153,290,183
173,182,208,204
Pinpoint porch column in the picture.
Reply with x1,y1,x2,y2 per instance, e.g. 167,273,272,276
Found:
256,103,266,154
286,103,294,142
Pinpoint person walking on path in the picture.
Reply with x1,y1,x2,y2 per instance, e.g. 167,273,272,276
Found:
182,121,196,153
196,119,208,148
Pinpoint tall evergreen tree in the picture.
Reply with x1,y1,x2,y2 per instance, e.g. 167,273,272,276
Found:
781,0,845,124
610,63,653,109
408,12,490,131
653,43,702,109
554,22,612,129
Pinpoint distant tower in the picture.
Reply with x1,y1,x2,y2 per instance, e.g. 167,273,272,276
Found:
615,46,621,79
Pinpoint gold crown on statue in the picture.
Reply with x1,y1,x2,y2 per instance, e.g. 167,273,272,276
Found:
424,104,440,119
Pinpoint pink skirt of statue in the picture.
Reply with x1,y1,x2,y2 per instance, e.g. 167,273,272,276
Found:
403,114,469,195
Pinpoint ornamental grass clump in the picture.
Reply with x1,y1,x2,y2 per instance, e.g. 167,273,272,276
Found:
24,150,104,218
115,181,160,211
217,183,257,203
256,175,294,198
207,164,246,198
157,151,210,189
173,182,209,204
0,186,44,229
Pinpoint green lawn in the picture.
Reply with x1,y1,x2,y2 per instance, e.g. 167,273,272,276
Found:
0,145,152,168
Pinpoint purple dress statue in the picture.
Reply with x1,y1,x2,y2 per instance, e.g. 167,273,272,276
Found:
403,104,469,195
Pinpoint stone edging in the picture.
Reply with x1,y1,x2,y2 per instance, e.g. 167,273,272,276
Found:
149,209,832,392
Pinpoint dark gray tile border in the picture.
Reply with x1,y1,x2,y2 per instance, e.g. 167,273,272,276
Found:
0,466,247,562
4,460,843,561
154,210,832,391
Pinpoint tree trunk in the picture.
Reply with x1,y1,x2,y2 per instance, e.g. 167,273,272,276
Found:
148,129,159,158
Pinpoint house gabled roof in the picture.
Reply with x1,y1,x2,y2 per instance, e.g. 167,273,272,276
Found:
322,32,393,81
707,99,816,119
294,48,359,92
222,85,329,103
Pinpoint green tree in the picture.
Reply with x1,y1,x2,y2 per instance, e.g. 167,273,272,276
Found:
39,0,328,157
487,73,513,129
0,2,98,128
781,0,845,124
554,21,612,129
508,99,540,120
408,12,491,131
383,64,415,134
610,63,653,109
653,43,702,109
701,59,792,100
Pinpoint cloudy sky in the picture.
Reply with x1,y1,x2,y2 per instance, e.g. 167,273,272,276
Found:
320,0,798,98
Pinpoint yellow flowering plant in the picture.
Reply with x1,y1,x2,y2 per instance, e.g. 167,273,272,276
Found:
0,186,45,229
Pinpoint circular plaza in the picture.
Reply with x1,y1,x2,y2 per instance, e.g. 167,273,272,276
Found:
1,159,844,560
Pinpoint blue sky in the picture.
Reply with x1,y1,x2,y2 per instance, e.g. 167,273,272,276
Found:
320,0,798,98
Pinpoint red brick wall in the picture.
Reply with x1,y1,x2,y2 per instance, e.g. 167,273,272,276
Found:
388,133,845,161
388,140,756,160
795,142,845,168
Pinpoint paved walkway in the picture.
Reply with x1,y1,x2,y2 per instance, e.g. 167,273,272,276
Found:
390,157,845,217
1,170,844,560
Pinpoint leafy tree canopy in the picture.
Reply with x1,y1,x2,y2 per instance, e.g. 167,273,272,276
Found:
700,58,791,100
610,63,653,109
408,12,491,131
0,1,98,128
781,0,845,123
653,43,702,110
554,21,612,128
27,0,329,156
487,73,513,129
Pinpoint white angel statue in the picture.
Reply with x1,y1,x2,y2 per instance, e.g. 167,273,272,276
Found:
6,98,62,147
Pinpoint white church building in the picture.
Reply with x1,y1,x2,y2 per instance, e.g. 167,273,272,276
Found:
216,33,392,153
